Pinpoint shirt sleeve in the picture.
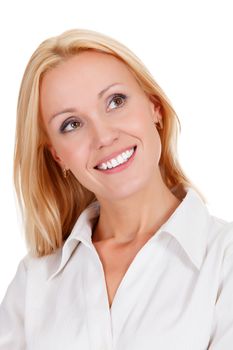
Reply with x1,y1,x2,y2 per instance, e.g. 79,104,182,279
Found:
0,257,27,349
208,232,233,349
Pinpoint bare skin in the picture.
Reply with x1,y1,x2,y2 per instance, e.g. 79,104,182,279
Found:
92,179,181,308
92,191,181,308
40,51,182,308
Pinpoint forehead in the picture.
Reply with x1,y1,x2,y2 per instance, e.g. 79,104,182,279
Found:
41,51,138,92
40,51,142,120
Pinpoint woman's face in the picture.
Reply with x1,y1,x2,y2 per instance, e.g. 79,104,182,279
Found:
40,51,163,202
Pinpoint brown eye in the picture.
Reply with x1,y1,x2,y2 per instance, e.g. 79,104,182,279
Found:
114,96,124,106
60,118,82,133
108,94,127,110
71,121,80,129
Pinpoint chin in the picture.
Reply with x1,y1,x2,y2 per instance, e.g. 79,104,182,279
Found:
99,178,150,202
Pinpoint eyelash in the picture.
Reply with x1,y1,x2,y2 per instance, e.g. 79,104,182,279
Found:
59,93,128,133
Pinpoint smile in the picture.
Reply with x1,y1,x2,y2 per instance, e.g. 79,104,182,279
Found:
95,146,136,170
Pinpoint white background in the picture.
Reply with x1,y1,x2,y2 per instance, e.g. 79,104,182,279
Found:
0,0,232,302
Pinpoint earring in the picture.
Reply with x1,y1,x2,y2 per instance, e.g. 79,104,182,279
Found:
63,168,69,178
154,120,163,130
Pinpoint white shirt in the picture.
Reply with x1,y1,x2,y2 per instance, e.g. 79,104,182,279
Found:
1,187,233,350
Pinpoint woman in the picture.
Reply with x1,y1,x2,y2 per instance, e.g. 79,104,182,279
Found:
0,28,232,349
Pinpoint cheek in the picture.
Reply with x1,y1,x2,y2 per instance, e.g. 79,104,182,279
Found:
62,147,87,170
124,110,161,164
126,106,158,144
48,140,84,172
150,130,162,166
127,101,154,129
138,112,162,164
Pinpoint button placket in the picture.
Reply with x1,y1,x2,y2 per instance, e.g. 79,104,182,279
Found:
81,243,114,350
110,233,173,346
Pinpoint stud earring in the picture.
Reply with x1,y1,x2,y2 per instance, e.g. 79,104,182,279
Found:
63,168,69,178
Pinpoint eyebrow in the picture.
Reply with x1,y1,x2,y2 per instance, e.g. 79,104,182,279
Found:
49,82,122,122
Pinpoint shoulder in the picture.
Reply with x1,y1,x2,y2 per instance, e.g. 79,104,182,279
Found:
207,215,233,260
209,214,233,239
22,247,63,281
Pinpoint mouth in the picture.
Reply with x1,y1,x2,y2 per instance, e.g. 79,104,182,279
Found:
94,145,137,173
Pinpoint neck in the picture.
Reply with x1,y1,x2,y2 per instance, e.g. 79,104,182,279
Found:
92,170,182,244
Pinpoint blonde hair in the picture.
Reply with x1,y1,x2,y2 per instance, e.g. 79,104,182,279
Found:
14,28,206,257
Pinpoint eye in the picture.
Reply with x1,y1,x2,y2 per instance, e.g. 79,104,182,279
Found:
59,117,82,133
108,93,127,110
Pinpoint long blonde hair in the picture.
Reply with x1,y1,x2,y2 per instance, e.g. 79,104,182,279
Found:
14,28,206,257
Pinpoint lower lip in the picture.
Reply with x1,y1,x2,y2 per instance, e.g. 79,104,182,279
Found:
95,147,137,175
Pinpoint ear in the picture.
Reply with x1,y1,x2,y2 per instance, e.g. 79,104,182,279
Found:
47,144,65,168
148,96,163,125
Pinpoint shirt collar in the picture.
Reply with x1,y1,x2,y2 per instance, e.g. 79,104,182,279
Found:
47,186,211,281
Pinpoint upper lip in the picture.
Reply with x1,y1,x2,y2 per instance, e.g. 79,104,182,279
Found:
94,145,137,168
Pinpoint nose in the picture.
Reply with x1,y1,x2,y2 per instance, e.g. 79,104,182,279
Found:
90,119,119,149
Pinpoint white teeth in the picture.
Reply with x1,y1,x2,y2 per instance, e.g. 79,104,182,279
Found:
122,152,128,160
126,149,134,158
107,161,113,169
96,147,135,170
111,159,118,167
116,155,124,164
